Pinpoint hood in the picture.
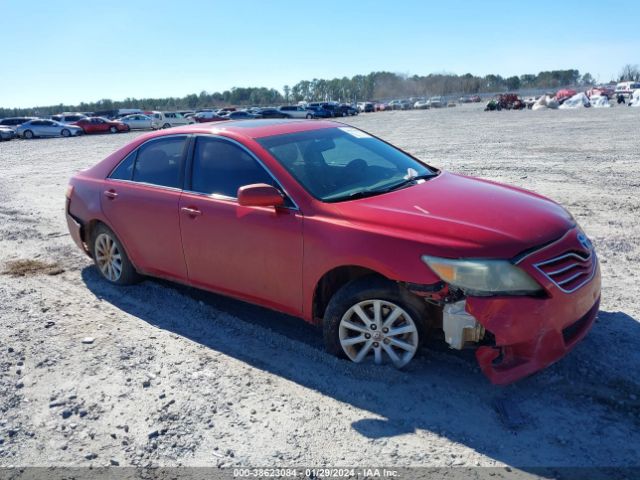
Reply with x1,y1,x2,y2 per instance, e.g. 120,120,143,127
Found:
332,172,574,258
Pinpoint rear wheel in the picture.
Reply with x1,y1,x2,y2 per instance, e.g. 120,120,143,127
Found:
23,130,34,139
306,114,313,119
91,224,141,285
323,276,428,368
162,123,171,129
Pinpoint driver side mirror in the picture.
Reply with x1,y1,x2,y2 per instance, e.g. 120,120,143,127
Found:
237,184,285,208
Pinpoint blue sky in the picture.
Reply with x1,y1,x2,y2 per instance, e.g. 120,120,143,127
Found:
1,0,638,108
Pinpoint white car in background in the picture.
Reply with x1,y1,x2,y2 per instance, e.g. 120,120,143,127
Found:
150,111,195,129
51,113,88,124
119,114,154,130
277,105,309,118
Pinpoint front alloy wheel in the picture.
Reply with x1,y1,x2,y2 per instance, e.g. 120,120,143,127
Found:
339,299,419,367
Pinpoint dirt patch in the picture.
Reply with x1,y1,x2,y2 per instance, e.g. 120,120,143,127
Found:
2,259,64,277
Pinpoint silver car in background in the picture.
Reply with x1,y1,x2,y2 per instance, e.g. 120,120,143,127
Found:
16,119,84,139
119,114,154,130
0,125,17,141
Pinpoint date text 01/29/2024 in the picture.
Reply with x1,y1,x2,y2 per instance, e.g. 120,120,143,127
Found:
233,468,399,477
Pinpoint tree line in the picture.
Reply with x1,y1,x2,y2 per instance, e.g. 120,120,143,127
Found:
1,66,634,118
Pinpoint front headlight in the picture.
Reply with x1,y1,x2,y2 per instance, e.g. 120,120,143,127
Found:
422,256,542,295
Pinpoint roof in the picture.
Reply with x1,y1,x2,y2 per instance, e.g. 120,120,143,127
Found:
165,119,341,140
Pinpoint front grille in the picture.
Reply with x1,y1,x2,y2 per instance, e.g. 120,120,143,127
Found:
534,250,596,293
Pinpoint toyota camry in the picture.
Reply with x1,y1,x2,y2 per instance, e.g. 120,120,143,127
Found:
65,120,600,384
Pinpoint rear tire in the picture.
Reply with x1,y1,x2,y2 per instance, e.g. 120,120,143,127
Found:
91,223,141,285
162,123,171,129
23,130,34,139
306,114,313,119
323,276,429,368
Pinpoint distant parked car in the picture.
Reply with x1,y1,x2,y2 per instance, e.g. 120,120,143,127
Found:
194,111,229,123
305,105,333,118
0,125,16,141
358,102,375,113
120,114,154,130
459,95,481,103
338,104,358,116
225,111,260,120
73,117,130,134
51,113,88,124
428,96,445,108
277,105,309,118
0,117,36,128
257,108,288,119
150,111,195,129
17,119,83,139
414,99,430,109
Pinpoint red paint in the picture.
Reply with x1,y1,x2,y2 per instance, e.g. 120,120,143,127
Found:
66,120,600,384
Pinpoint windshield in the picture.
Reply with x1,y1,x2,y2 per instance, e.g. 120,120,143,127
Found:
258,126,437,202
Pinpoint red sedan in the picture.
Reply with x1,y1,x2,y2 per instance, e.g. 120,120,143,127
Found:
73,117,130,134
65,120,600,384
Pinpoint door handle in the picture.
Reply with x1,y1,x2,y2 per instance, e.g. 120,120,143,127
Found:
104,189,118,199
181,206,202,217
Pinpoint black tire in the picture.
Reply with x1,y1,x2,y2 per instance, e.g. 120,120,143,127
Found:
162,123,171,129
109,126,118,134
91,223,141,285
323,275,429,364
23,130,34,139
306,114,313,119
61,129,71,137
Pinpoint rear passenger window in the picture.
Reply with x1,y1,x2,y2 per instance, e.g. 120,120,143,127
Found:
109,152,135,180
132,137,187,188
191,137,275,198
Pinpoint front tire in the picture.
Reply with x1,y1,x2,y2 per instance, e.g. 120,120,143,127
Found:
91,224,141,285
61,129,71,137
109,126,118,134
23,130,34,139
162,123,171,129
323,276,429,368
306,114,313,119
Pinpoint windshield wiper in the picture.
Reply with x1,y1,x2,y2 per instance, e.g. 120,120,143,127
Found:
325,172,437,203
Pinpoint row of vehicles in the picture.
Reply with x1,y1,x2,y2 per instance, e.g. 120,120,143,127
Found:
356,95,480,112
0,104,364,140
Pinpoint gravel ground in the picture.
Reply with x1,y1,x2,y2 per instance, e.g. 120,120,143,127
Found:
0,105,639,472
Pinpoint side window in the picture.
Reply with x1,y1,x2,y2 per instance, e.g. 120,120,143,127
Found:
132,136,187,188
109,151,136,180
191,138,275,198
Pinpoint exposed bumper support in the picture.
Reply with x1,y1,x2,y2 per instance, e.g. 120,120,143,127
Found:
443,300,485,349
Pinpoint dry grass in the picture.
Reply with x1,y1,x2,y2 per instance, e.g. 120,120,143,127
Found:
2,259,64,277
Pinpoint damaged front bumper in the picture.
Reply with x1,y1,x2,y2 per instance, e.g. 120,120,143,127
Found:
466,228,601,385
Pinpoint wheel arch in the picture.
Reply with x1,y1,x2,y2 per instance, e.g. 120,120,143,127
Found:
81,219,139,272
311,265,389,325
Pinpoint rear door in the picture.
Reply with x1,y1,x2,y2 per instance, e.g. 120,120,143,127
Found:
101,135,189,280
179,136,304,315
